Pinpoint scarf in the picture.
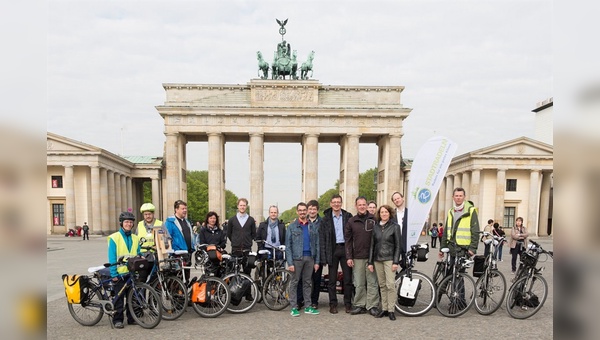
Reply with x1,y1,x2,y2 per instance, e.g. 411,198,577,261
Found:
267,219,280,247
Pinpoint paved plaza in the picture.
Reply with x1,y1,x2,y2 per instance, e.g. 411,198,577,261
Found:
47,235,553,339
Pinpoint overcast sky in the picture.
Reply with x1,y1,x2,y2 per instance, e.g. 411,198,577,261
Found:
46,0,552,215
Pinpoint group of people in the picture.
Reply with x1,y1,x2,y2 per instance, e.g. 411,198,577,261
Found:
105,185,535,327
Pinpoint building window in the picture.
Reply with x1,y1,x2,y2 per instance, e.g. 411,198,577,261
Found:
506,179,517,192
52,204,64,226
51,176,63,188
503,207,516,228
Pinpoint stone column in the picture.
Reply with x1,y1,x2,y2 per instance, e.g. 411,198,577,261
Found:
341,134,360,214
100,168,110,234
120,175,127,212
115,172,122,217
249,133,264,221
528,170,541,236
388,133,402,200
64,165,76,230
302,133,319,202
208,132,225,218
107,170,116,232
495,169,506,223
538,171,552,236
462,171,471,197
126,177,133,214
151,177,161,218
454,172,463,190
470,169,481,212
437,177,447,223
165,132,181,219
90,166,101,235
445,174,454,214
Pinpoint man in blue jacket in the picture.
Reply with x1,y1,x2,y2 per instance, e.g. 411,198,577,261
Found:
164,200,194,280
286,202,320,317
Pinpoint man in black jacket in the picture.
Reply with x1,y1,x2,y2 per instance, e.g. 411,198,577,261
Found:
227,198,256,275
256,205,286,258
319,194,353,314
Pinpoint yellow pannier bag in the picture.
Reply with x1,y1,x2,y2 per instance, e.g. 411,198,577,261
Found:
62,274,88,304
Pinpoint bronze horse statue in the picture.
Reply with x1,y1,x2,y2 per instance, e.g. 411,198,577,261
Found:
300,51,315,80
272,47,298,80
257,51,269,79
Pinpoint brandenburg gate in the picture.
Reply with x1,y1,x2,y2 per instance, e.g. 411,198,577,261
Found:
156,19,412,221
157,79,411,220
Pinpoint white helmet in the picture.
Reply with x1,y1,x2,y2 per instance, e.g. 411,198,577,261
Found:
140,203,156,213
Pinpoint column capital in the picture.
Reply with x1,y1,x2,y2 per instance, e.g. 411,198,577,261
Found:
304,133,320,138
249,132,264,138
530,169,542,174
207,132,222,137
346,133,361,139
165,131,179,137
388,133,403,138
64,164,74,169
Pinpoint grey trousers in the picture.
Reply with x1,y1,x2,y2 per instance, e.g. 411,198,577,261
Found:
352,258,380,310
289,256,315,309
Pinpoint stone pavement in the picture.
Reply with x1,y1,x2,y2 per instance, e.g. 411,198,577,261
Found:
47,235,554,339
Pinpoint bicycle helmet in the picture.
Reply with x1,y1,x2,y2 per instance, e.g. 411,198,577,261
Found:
119,211,136,226
140,202,156,213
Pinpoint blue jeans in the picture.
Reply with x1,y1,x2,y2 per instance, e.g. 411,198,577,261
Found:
494,243,503,260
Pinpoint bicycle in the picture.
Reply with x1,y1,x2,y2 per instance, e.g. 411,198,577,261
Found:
435,248,476,317
432,247,451,290
505,239,553,319
255,240,292,311
220,249,260,313
66,255,162,329
473,232,507,315
394,243,436,316
172,248,231,318
143,247,188,320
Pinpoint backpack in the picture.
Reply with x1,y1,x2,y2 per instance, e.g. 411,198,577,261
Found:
62,274,89,304
431,228,438,237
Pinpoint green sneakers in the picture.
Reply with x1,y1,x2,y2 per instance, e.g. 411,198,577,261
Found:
290,308,300,317
304,306,320,315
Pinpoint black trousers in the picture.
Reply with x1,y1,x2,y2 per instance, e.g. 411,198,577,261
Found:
112,279,134,324
328,244,353,307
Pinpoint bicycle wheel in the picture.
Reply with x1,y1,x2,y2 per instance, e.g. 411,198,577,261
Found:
191,277,231,318
262,268,292,311
127,282,162,329
394,272,436,316
432,261,447,287
505,274,548,319
67,282,104,326
222,273,259,313
152,275,188,320
436,272,476,317
474,269,506,315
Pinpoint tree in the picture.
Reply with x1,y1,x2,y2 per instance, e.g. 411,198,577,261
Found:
358,168,377,202
186,170,238,224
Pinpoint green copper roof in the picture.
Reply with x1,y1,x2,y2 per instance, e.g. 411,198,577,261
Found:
122,156,162,164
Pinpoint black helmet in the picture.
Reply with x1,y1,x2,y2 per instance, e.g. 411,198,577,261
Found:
119,211,135,226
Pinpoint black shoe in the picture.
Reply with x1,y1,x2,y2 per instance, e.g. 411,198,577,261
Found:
114,322,124,329
350,306,367,315
127,320,137,325
375,310,388,318
310,303,319,310
389,312,396,320
369,308,380,317
329,305,338,314
298,301,304,309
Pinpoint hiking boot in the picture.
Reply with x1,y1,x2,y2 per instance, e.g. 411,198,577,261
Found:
290,308,300,317
329,305,338,314
304,306,320,315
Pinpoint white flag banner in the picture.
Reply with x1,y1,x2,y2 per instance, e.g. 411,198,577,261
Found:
406,136,458,250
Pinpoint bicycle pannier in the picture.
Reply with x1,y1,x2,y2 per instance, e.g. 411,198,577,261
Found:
417,244,429,262
244,253,257,269
206,245,222,263
191,281,208,303
397,276,421,307
62,274,89,304
127,256,150,281
228,276,251,306
472,255,486,277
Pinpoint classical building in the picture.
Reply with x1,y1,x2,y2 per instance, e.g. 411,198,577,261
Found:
429,136,553,236
157,79,412,221
533,97,553,145
46,132,163,235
